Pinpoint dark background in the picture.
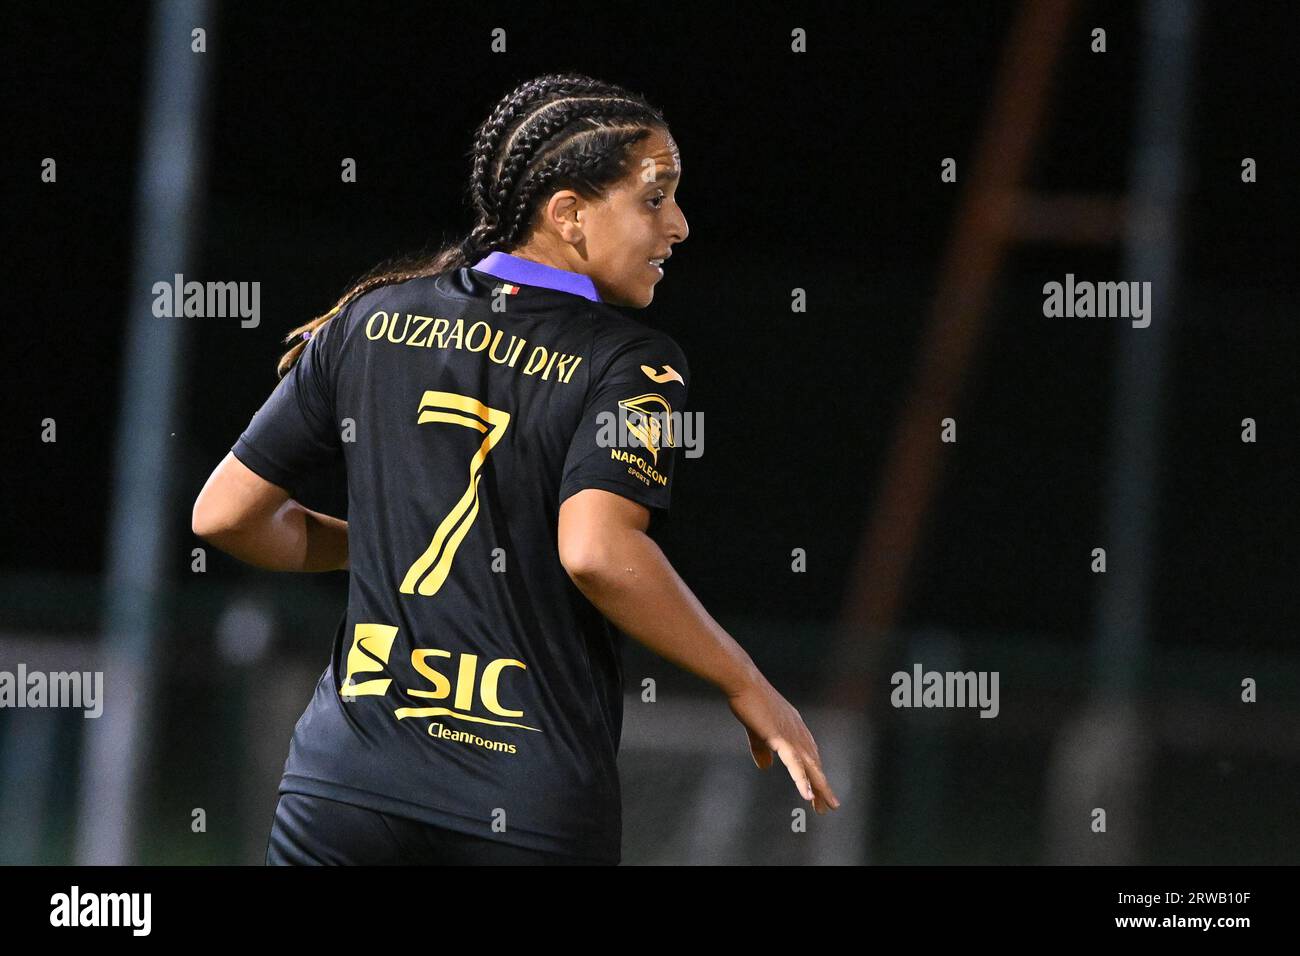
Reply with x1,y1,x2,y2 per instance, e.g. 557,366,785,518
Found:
3,1,1297,864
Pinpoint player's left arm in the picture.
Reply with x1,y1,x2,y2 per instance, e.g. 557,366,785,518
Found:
192,451,349,573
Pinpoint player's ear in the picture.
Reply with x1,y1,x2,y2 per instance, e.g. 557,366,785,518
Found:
543,190,585,244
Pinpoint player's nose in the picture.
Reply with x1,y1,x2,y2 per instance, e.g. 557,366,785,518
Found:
668,205,688,245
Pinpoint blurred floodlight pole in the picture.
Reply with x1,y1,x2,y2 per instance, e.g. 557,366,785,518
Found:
1046,0,1200,866
1094,0,1198,694
76,0,212,864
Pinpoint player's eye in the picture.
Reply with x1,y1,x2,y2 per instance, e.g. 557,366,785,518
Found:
646,190,666,209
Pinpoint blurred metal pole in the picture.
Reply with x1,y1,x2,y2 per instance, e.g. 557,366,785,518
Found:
0,715,58,864
76,0,212,864
1093,0,1198,697
1047,0,1199,866
0,636,97,863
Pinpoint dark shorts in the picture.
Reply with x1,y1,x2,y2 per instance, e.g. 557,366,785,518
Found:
265,791,612,866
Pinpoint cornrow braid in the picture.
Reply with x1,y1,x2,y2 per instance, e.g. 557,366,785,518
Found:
277,73,668,379
467,75,623,225
493,96,648,180
498,128,648,248
487,97,653,222
472,75,621,160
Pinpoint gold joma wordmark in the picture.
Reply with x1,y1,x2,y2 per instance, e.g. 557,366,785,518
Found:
400,391,510,597
640,363,684,385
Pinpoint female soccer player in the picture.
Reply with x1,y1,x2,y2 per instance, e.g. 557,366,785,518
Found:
192,73,839,865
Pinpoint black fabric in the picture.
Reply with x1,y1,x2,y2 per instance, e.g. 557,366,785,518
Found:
265,792,610,865
233,267,689,864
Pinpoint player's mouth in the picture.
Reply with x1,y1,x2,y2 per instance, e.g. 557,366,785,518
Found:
647,252,671,278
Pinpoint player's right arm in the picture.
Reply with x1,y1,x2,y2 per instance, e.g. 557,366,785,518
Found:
558,489,841,815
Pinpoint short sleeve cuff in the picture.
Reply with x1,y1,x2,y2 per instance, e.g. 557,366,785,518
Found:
558,475,671,513
231,435,297,492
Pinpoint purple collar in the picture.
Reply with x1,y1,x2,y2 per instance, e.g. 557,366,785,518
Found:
470,251,603,303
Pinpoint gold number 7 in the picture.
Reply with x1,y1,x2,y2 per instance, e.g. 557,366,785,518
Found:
400,390,511,596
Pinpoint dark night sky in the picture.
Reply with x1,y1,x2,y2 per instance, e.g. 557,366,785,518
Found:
6,2,1297,659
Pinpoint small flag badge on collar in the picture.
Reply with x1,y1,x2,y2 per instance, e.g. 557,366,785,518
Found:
494,283,521,295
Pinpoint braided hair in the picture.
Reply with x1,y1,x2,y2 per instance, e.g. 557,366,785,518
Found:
277,73,668,377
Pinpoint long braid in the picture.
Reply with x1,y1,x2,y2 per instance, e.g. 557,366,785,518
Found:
277,74,667,379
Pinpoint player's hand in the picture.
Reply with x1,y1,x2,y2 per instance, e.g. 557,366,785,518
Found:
726,676,841,814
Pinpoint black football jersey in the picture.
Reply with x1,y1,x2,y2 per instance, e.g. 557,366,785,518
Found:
231,253,689,862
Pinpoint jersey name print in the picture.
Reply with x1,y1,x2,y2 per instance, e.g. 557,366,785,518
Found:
231,262,689,863
361,310,584,384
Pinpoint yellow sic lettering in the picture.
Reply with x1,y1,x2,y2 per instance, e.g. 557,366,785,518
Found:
480,659,527,718
408,648,453,699
454,654,478,712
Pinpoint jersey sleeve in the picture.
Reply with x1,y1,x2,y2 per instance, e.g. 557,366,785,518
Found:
559,332,690,513
231,305,347,492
